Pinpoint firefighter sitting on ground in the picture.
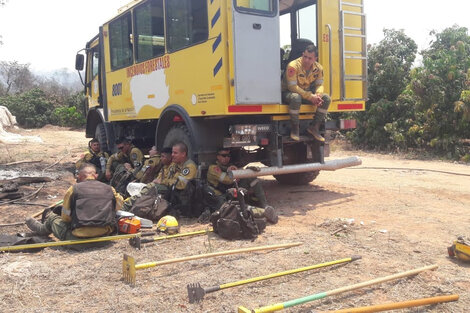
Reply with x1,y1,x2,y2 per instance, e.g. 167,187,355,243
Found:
134,145,162,183
75,138,109,182
282,44,331,141
123,143,197,217
207,147,278,224
25,163,123,241
105,137,144,181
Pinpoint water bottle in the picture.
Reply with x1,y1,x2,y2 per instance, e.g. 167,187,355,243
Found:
100,157,106,172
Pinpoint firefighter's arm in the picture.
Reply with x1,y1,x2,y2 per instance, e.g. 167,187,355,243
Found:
175,163,197,190
111,186,124,211
313,65,325,95
286,65,314,100
106,153,117,171
61,186,75,223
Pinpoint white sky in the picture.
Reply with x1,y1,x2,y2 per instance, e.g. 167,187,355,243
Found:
0,0,469,73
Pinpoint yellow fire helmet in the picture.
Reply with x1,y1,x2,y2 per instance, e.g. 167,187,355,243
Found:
156,215,179,235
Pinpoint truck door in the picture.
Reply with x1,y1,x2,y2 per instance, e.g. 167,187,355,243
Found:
231,0,281,104
86,43,101,109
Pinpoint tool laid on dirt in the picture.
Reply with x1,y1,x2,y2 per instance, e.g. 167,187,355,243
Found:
317,294,459,313
187,255,361,303
129,228,213,249
237,264,438,313
448,237,470,262
122,242,302,285
0,200,63,228
0,232,141,252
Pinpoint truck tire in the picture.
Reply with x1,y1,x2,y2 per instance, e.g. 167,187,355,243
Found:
162,124,194,159
95,123,109,152
274,141,323,185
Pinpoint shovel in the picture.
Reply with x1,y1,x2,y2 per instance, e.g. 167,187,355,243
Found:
187,255,361,303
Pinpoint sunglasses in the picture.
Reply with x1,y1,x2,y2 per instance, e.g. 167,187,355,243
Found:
218,154,231,158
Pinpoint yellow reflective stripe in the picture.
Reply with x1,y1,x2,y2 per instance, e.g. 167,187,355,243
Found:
218,172,227,182
314,79,324,85
289,109,300,114
316,108,328,114
288,81,297,86
62,208,71,216
178,175,189,183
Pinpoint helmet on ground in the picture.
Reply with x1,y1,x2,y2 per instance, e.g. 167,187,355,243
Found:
156,215,179,234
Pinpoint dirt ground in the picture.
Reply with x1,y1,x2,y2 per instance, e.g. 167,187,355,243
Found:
0,126,469,313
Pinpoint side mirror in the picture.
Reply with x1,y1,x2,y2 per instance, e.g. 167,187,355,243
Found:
75,54,84,71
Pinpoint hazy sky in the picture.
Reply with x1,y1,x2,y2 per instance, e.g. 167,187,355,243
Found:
0,0,469,72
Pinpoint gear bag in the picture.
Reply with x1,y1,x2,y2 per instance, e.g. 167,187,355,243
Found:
210,200,260,240
110,164,134,197
128,185,169,221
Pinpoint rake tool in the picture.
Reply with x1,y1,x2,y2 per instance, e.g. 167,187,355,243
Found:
129,228,213,249
187,255,361,303
0,233,141,252
122,241,302,285
238,263,438,313
317,294,459,312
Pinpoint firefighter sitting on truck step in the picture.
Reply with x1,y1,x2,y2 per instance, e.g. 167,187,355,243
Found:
105,137,144,181
282,44,331,142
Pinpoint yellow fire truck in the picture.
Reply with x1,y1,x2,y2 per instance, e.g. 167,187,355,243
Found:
75,0,366,184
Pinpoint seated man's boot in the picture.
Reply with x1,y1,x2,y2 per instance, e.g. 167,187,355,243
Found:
25,217,52,236
307,123,325,142
263,205,278,224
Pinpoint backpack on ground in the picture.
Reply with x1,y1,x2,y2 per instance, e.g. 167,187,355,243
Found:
127,185,169,221
110,164,134,197
210,198,261,240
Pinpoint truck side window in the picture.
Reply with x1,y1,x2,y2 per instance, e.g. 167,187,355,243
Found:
235,0,276,15
109,13,133,70
166,0,208,52
135,0,165,62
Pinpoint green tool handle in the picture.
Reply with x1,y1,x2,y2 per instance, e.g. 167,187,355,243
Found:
1,233,141,252
135,242,302,270
209,256,361,294
248,264,438,313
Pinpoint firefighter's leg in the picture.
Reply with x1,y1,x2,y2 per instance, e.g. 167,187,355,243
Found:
307,94,331,142
283,92,301,141
44,214,77,241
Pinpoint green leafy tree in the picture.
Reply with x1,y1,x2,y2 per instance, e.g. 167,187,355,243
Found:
3,88,54,128
368,29,417,103
348,29,418,148
409,25,470,157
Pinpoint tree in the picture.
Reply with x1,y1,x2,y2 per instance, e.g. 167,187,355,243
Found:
347,29,418,149
409,25,470,156
0,61,36,95
367,29,418,103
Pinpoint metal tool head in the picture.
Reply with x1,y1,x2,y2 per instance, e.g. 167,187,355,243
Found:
129,237,142,249
187,282,206,303
122,254,136,285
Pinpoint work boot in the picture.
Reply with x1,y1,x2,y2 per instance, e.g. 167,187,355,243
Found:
289,110,300,141
263,205,278,224
25,217,51,236
290,126,300,141
307,123,324,142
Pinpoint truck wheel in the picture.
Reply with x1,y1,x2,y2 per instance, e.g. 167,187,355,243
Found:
95,123,109,152
162,124,194,159
274,142,322,185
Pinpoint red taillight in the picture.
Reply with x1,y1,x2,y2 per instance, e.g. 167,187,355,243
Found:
172,115,183,122
260,138,269,146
